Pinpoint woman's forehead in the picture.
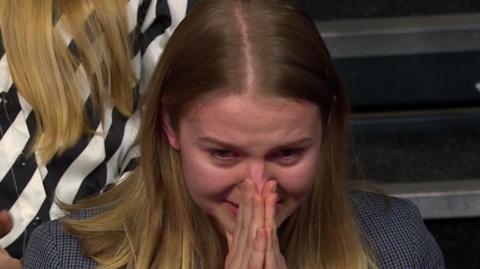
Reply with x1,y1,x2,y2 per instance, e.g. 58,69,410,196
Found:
188,92,320,117
180,93,322,145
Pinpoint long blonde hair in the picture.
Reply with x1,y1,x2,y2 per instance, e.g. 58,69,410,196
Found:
0,0,135,164
64,0,377,268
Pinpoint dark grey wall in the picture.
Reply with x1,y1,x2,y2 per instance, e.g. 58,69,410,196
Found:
296,0,480,20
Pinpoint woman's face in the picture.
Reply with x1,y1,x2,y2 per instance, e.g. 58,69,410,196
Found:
165,93,323,232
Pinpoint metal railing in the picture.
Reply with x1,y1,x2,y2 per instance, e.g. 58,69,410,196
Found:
382,180,480,219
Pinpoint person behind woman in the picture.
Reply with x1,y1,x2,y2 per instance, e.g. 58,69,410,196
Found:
24,0,445,268
0,0,195,266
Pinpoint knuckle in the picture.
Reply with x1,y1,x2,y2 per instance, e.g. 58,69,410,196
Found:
240,221,249,232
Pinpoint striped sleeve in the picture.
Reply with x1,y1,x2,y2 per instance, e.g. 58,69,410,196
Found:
1,0,195,257
136,0,191,92
107,0,192,186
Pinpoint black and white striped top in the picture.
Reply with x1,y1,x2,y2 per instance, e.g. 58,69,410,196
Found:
0,0,194,258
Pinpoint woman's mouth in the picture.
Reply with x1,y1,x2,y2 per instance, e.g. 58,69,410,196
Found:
225,201,239,214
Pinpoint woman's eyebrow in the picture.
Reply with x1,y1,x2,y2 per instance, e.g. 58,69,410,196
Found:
197,137,313,149
276,138,313,148
197,137,241,149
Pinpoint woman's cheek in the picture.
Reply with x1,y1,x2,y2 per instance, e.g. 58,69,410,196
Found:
182,157,240,201
277,160,318,199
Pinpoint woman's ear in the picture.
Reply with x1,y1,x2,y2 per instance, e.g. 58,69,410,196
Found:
162,111,180,150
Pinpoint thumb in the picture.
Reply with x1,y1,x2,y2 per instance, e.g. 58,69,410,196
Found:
0,210,13,238
0,253,22,269
213,206,235,235
225,231,233,250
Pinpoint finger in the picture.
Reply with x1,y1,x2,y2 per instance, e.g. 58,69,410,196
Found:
236,180,256,268
265,226,275,269
264,188,277,230
261,180,274,199
226,231,233,250
0,210,13,238
236,180,253,257
270,181,277,194
265,226,286,269
246,227,266,269
242,179,255,229
249,191,264,244
214,204,236,235
225,183,247,268
0,251,22,269
224,232,236,267
229,182,246,254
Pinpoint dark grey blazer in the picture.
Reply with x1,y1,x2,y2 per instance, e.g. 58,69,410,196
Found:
23,191,445,268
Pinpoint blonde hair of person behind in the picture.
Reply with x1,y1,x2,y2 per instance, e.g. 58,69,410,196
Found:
0,0,135,164
64,0,378,268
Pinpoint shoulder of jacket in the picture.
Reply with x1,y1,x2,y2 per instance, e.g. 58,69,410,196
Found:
350,190,445,268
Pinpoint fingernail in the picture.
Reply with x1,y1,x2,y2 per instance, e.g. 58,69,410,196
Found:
256,227,263,238
272,182,277,193
254,194,260,205
247,180,254,193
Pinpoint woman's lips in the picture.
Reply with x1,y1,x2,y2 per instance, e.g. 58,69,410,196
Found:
225,201,239,214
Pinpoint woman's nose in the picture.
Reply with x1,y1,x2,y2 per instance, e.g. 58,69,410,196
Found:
247,161,272,194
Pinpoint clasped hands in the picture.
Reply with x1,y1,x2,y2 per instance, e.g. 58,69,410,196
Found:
224,180,287,269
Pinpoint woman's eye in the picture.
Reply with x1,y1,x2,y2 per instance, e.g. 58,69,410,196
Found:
270,148,304,164
279,148,302,158
211,149,238,160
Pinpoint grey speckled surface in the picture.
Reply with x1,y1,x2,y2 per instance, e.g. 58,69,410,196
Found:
347,111,480,183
